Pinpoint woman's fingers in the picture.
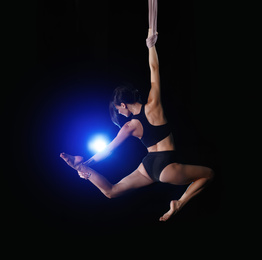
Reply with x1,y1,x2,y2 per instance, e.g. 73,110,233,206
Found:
78,171,85,178
78,171,89,180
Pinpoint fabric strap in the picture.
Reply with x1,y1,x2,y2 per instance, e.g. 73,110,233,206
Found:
146,0,158,48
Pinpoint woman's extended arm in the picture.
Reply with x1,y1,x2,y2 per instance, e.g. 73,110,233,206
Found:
147,29,161,105
83,121,137,166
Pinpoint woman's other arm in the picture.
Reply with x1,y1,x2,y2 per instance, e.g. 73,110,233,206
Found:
83,121,137,166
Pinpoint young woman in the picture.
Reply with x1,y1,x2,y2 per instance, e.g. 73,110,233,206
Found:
60,26,214,221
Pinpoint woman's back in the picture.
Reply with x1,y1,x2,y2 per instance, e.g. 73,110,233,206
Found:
132,102,175,152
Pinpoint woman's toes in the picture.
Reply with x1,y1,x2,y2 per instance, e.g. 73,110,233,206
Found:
159,211,172,222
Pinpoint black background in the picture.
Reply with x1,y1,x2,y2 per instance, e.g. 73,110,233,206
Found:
6,0,228,242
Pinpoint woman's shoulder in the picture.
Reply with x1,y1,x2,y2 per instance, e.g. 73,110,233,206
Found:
123,119,143,139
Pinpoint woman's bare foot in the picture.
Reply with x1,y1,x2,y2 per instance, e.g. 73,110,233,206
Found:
159,200,182,222
60,152,84,171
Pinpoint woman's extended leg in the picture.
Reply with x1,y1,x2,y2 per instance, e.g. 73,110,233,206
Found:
159,164,214,221
60,153,154,198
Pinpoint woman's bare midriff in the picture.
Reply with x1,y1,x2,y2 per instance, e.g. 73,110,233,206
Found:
147,133,175,152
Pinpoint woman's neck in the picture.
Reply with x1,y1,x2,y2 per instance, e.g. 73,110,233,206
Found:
127,103,142,115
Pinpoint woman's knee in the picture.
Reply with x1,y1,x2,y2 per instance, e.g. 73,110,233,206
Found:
207,169,215,182
104,184,122,199
104,186,116,199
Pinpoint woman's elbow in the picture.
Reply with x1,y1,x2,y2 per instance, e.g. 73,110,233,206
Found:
150,63,159,71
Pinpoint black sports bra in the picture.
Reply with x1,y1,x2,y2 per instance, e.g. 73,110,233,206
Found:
132,105,171,148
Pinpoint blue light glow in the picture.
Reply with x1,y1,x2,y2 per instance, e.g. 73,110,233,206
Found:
88,134,109,153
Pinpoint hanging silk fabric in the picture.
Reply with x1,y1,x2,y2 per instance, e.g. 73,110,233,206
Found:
146,0,158,48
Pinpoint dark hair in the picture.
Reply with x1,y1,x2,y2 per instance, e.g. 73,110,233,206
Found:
109,84,142,128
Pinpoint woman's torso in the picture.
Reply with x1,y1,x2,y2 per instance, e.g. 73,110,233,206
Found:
132,102,175,152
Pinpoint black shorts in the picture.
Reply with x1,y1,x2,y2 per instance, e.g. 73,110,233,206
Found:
142,151,179,182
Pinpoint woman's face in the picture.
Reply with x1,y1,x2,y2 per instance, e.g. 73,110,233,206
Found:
115,103,131,117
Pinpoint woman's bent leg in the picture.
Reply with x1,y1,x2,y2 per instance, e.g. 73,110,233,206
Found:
159,164,214,221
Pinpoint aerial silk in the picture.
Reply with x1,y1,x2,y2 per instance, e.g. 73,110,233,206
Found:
146,0,158,48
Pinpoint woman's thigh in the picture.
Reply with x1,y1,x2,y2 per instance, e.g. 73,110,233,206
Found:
159,163,213,185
